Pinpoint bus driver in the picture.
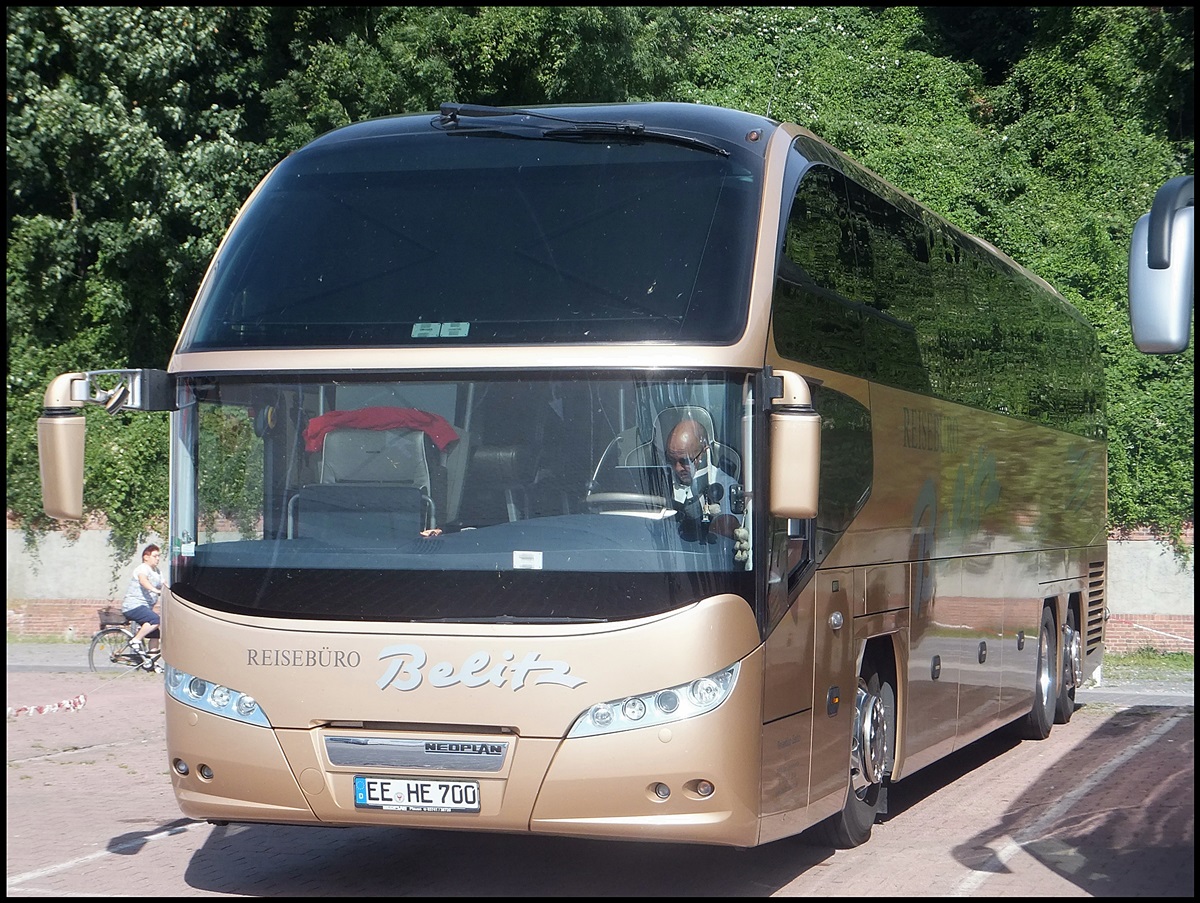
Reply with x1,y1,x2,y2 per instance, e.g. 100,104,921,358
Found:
665,417,743,541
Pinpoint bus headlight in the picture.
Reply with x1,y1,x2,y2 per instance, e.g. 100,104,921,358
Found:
688,676,723,706
165,664,272,728
567,662,740,738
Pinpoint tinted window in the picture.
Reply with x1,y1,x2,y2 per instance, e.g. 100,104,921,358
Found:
180,134,760,350
773,144,1104,439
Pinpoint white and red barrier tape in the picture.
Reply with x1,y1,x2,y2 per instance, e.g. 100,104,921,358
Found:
7,695,87,718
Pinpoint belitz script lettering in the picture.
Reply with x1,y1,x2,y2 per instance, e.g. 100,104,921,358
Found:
377,644,587,692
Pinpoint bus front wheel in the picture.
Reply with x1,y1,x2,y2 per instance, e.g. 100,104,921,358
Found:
820,663,895,848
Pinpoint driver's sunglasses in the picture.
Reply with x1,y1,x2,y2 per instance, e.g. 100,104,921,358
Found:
668,444,708,468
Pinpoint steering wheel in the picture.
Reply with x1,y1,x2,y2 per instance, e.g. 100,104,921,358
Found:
585,492,673,513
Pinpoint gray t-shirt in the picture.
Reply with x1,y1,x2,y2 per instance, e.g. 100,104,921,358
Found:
121,562,162,613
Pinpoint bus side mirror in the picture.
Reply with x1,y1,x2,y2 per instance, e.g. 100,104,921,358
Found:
1129,175,1194,353
37,372,87,520
769,369,821,520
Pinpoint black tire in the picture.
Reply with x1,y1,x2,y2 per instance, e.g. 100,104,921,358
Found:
89,628,136,672
1018,607,1058,740
1055,607,1080,724
820,661,895,848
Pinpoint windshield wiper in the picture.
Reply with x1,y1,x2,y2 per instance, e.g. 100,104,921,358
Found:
541,124,728,157
440,102,631,129
437,103,729,157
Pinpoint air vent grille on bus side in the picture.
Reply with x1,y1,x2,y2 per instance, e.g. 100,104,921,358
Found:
1085,560,1107,657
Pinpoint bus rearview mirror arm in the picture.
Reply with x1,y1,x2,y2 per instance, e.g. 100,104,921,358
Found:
1146,174,1194,270
1129,175,1194,354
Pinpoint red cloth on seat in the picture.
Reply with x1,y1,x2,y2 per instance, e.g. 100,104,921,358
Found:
303,407,460,453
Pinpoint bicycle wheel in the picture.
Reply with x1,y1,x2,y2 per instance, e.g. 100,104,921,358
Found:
89,627,136,672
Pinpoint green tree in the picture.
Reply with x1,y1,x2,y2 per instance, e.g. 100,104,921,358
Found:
5,6,704,557
6,6,1194,561
6,6,276,555
255,6,698,150
681,6,1193,553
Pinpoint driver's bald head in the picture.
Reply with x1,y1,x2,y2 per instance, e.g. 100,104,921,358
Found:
667,418,709,485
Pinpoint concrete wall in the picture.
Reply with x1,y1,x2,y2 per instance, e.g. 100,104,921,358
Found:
1105,537,1194,614
1103,536,1194,653
7,528,169,601
6,527,1193,652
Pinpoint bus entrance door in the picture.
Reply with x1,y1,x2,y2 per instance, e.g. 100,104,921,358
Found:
806,569,856,821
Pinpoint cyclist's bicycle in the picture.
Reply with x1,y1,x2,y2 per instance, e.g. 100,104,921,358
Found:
88,607,162,673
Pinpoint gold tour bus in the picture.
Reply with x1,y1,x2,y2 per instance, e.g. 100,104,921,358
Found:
40,101,1160,849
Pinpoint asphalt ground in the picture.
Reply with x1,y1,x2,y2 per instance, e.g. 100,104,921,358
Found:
6,643,1194,897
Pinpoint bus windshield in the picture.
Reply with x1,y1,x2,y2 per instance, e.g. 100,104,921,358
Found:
170,372,757,623
177,123,761,350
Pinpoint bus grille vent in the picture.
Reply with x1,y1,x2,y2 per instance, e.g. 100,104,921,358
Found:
1085,559,1107,657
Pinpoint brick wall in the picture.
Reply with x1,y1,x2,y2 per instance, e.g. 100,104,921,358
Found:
1103,613,1195,655
7,599,119,642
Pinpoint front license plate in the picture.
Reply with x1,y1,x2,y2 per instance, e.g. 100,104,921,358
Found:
354,775,481,813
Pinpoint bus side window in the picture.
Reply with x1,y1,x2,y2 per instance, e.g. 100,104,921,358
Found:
787,517,811,576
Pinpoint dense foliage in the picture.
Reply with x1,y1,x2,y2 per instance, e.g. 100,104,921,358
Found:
6,6,1193,559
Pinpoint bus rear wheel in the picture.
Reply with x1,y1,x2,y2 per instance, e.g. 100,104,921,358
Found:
820,663,894,848
1055,607,1081,724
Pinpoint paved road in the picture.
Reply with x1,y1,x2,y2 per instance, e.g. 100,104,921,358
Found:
6,644,1194,897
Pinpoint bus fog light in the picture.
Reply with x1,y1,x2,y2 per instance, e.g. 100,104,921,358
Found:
173,759,189,776
696,780,715,797
653,782,671,800
199,764,214,780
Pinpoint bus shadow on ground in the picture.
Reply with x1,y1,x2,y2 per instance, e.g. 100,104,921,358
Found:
951,706,1194,897
182,819,834,896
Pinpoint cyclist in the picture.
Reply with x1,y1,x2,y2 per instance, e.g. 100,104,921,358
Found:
121,544,163,666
